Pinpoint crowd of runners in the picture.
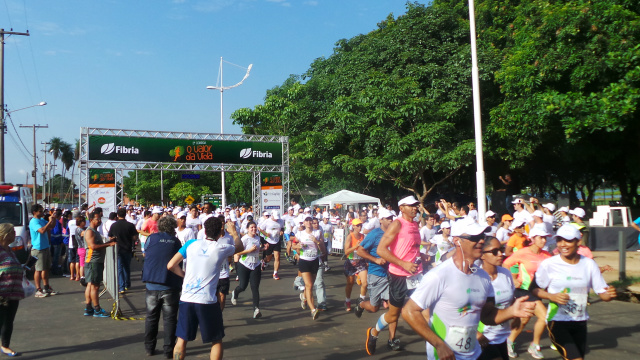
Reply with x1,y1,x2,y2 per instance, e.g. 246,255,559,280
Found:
9,192,620,360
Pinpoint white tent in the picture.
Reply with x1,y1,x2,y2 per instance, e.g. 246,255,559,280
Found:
310,189,382,209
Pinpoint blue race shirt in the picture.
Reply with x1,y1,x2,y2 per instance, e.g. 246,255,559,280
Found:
360,227,387,278
29,217,50,250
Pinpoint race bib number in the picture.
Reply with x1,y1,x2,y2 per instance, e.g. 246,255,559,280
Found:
302,244,318,259
561,293,587,319
241,254,259,263
406,273,423,290
445,326,476,354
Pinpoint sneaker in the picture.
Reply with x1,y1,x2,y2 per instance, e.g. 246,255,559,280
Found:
311,308,319,320
527,343,543,359
93,308,110,318
345,300,352,312
300,293,307,310
387,338,401,351
230,290,237,306
45,287,58,296
365,327,377,356
235,276,239,281
34,289,50,298
273,273,280,280
324,264,331,271
354,302,365,318
318,303,328,311
507,339,518,358
550,344,557,351
253,308,262,319
83,308,94,316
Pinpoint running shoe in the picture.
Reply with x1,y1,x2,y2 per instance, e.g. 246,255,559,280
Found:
318,303,327,311
365,327,377,356
527,343,543,359
354,298,365,318
253,308,262,319
324,264,331,271
83,308,94,316
507,339,517,358
235,276,239,281
230,290,237,306
311,308,319,320
300,293,307,310
345,300,352,312
273,273,280,280
93,308,110,318
34,289,50,298
45,287,58,296
550,344,557,351
387,338,401,351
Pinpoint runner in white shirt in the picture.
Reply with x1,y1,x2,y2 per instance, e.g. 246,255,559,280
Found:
532,225,616,360
174,211,196,246
185,206,201,234
292,217,327,320
468,202,479,222
495,214,513,246
430,222,454,266
477,237,515,360
419,214,437,257
259,211,283,280
198,203,215,224
512,199,533,225
482,210,498,237
402,222,535,360
230,221,264,319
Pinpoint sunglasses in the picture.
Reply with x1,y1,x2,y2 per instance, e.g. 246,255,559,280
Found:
482,247,505,256
459,234,485,242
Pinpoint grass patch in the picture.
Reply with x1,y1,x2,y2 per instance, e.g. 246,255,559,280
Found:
610,276,640,289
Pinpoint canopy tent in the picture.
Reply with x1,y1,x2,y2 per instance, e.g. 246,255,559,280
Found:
310,189,382,209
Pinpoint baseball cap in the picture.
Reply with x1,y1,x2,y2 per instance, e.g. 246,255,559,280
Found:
176,211,188,219
451,222,490,238
377,208,394,219
554,224,582,241
512,198,525,204
263,211,269,216
509,219,526,230
532,210,544,218
558,206,570,213
501,214,514,222
440,221,451,229
351,219,363,226
542,203,556,212
304,207,311,212
529,227,550,238
485,210,496,218
398,195,420,207
569,207,586,218
152,206,163,214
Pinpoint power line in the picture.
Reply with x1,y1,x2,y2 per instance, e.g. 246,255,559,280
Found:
6,131,31,162
5,113,32,156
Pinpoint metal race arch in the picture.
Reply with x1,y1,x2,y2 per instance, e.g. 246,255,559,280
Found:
79,127,290,216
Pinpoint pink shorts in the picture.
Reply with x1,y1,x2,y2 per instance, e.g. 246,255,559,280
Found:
77,248,87,267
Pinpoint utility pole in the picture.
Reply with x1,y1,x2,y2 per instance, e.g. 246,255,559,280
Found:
41,141,50,206
19,124,47,205
1,28,30,183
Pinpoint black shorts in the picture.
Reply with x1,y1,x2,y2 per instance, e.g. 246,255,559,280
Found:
388,273,412,308
85,262,104,285
264,242,281,256
217,277,230,295
548,320,587,360
67,247,79,263
176,302,225,343
298,258,319,274
478,341,508,360
514,288,541,302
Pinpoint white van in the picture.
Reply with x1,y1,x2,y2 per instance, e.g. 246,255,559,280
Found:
0,184,33,263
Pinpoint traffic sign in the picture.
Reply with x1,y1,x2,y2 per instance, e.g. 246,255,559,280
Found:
185,195,195,204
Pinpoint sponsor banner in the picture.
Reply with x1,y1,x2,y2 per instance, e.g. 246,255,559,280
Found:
88,169,116,214
89,168,116,188
89,135,282,165
332,228,345,254
261,172,282,212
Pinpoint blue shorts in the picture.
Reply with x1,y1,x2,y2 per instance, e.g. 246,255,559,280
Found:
67,248,79,263
176,302,225,343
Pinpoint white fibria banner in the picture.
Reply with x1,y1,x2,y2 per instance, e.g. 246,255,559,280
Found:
88,185,116,215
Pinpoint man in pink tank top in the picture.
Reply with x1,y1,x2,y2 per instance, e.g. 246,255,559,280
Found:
365,195,422,356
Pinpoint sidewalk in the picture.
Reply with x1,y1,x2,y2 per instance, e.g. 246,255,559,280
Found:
9,255,640,359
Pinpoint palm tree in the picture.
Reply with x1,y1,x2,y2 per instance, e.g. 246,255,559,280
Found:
59,142,73,203
48,137,63,202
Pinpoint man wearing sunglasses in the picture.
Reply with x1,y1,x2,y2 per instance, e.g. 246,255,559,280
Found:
401,222,536,360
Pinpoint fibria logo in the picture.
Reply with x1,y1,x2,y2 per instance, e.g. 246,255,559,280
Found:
239,148,273,159
100,143,139,155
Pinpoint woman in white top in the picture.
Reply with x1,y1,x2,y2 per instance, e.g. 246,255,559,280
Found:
478,238,515,360
185,206,202,234
495,214,513,246
230,222,263,319
293,217,326,320
532,225,616,360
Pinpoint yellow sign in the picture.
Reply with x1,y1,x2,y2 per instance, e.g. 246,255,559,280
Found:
185,195,195,205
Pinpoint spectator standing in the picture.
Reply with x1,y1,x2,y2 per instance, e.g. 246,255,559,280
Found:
28,204,58,298
0,224,26,357
83,211,116,318
108,208,139,294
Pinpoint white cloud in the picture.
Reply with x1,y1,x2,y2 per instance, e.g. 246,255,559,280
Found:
304,0,318,5
34,22,87,36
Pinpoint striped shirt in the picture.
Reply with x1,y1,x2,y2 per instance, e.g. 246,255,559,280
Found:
0,247,25,301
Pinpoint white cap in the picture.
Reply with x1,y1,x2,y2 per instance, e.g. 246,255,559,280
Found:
322,212,330,219
304,207,311,212
377,208,394,219
362,206,367,210
529,227,551,238
440,221,451,229
271,210,280,220
451,222,490,237
398,195,420,207
263,211,269,216
542,203,556,212
512,198,525,204
558,206,570,213
172,206,182,215
532,210,544,218
509,219,526,230
569,207,586,218
554,224,582,240
152,206,164,214
176,211,188,219
485,210,496,218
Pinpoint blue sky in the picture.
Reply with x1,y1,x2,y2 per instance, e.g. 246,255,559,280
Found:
2,0,412,185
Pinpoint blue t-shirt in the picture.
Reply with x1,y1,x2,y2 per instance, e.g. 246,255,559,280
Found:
29,217,50,250
635,217,640,245
360,227,387,278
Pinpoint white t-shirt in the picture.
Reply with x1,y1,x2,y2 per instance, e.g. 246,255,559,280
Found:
218,234,234,279
319,222,333,243
430,234,454,263
363,217,380,232
260,219,282,245
420,226,437,255
535,255,608,322
68,219,77,249
483,223,498,237
468,209,478,222
297,230,321,261
185,215,201,234
513,209,533,224
179,238,235,304
239,234,261,270
495,227,511,244
199,213,214,224
411,258,494,360
175,227,195,246
281,214,296,234
542,214,556,225
479,266,514,344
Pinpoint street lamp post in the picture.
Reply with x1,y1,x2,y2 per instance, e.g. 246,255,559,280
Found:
206,57,252,209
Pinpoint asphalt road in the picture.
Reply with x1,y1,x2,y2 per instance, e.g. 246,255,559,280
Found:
9,254,640,359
